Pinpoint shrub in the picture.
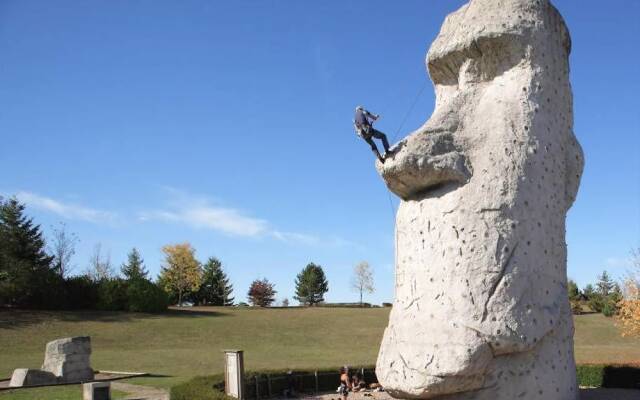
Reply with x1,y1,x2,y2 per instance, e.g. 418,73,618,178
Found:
382,302,392,307
588,295,605,313
127,279,169,313
97,278,129,311
571,301,582,315
64,276,99,309
602,302,616,317
618,298,640,337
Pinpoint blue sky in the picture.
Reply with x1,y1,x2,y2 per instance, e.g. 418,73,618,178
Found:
1,0,638,305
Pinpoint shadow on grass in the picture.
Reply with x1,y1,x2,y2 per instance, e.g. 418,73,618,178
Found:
0,307,229,330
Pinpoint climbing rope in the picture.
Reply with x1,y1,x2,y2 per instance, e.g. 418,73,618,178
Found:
390,80,429,143
383,79,429,220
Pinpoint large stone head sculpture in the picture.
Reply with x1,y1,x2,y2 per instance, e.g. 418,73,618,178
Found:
375,0,583,399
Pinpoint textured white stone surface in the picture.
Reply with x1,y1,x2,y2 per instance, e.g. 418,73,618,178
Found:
42,336,94,383
375,1,583,399
8,368,57,387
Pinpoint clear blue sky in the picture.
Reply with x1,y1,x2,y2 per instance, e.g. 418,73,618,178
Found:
1,0,638,305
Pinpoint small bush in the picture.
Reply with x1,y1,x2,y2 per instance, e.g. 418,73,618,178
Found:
571,301,582,315
588,296,605,313
602,302,616,317
382,302,392,308
127,279,169,313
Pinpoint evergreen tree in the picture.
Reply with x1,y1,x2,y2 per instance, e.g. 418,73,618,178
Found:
121,248,149,281
567,279,581,301
197,257,234,306
0,197,55,306
583,284,596,300
294,262,329,306
596,270,615,297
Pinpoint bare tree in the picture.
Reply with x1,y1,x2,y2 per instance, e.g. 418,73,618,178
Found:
48,222,79,278
351,261,375,305
86,243,113,281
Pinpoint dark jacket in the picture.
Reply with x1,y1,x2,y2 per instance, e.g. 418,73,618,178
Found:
354,109,377,128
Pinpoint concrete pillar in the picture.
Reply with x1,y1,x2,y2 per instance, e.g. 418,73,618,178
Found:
224,350,245,400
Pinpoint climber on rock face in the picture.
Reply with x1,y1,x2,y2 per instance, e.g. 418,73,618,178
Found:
353,105,391,163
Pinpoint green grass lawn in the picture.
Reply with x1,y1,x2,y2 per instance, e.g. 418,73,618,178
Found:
1,307,639,398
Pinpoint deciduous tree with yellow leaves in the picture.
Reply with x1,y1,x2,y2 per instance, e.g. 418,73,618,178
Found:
617,248,640,337
159,243,202,306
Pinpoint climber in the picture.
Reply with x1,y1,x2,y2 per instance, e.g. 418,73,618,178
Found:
353,105,391,163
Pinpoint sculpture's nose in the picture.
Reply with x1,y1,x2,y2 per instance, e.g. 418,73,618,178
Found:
422,97,461,134
376,92,470,200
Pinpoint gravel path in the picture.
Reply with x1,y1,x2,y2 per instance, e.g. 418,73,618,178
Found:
111,382,169,400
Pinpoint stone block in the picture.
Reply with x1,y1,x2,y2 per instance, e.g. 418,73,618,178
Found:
83,381,111,400
9,368,57,387
42,336,94,382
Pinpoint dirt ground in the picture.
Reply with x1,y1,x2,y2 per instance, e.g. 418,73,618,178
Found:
284,388,640,400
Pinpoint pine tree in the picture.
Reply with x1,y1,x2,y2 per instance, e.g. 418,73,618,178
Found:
294,262,329,306
0,197,55,306
121,248,149,282
583,284,596,300
567,279,581,301
197,257,234,306
596,270,615,297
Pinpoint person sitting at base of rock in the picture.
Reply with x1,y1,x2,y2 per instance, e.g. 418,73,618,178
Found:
353,105,391,163
351,373,366,392
338,366,352,400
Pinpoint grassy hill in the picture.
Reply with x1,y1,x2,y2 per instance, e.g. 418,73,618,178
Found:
1,307,639,396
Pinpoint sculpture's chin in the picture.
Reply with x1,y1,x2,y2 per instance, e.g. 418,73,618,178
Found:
377,132,471,200
376,325,493,399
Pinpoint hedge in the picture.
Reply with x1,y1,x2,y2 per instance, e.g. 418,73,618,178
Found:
171,366,376,400
171,374,231,400
172,364,640,400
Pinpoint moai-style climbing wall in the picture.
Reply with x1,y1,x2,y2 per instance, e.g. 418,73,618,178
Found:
375,1,583,399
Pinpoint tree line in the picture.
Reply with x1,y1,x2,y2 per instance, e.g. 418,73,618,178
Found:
568,250,640,338
0,196,377,312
